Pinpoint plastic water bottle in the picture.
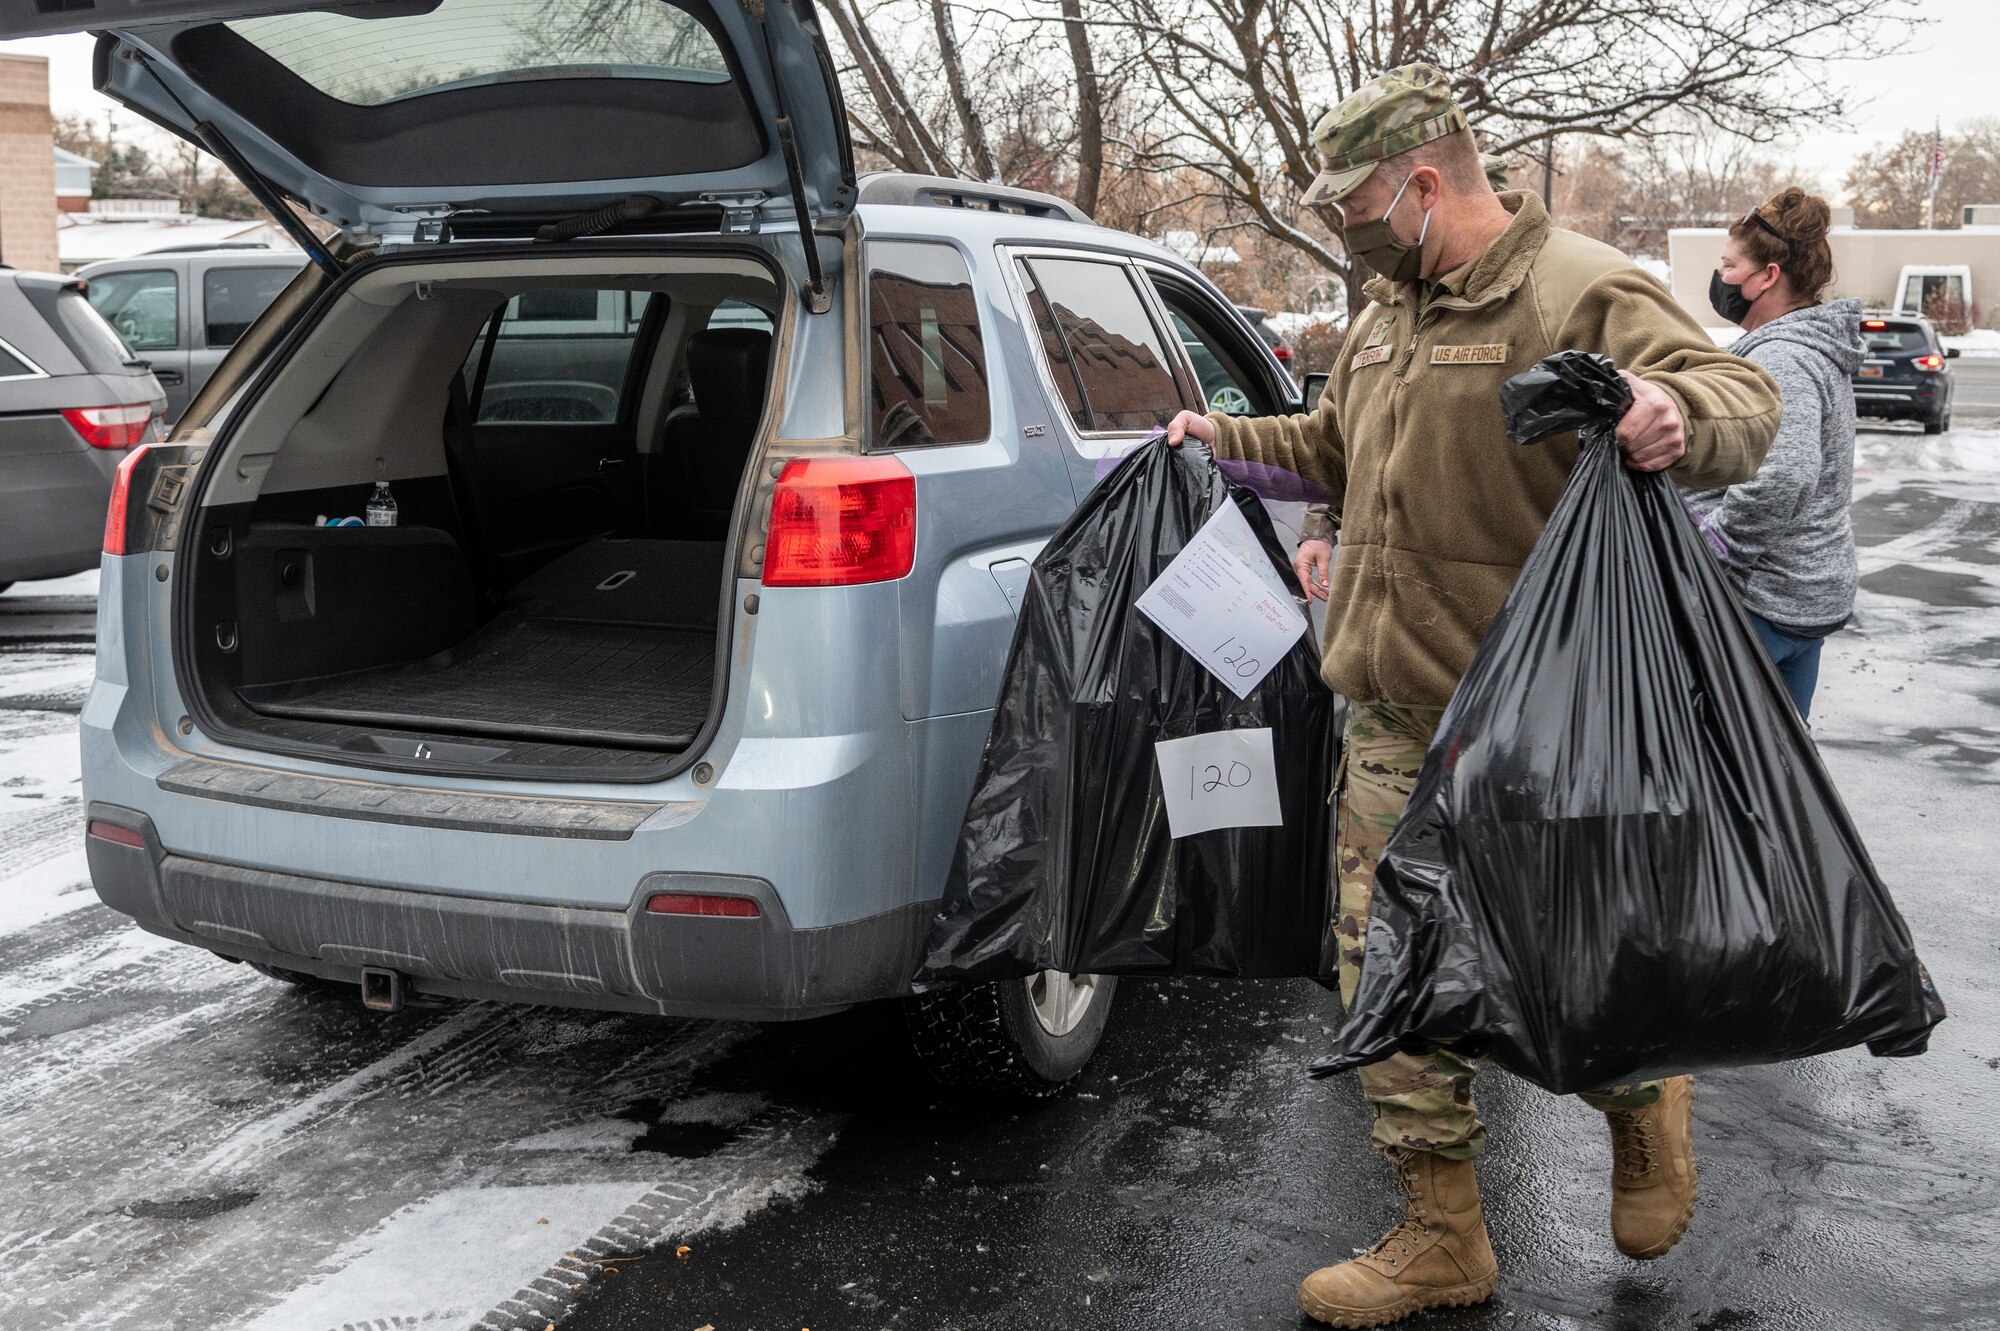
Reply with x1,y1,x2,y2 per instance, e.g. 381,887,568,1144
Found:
366,480,398,527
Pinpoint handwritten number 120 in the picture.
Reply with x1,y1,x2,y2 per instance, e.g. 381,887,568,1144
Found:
1194,762,1253,798
1213,636,1261,679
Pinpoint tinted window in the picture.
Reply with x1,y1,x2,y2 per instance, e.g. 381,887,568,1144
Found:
86,268,178,351
1860,323,1929,354
470,289,658,423
0,339,37,379
867,241,990,448
203,266,296,347
228,0,729,107
1021,257,1181,432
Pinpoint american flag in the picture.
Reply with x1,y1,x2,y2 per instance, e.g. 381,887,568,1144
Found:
1930,122,1946,190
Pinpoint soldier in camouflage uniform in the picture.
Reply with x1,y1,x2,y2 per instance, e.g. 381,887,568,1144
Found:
1167,63,1780,1327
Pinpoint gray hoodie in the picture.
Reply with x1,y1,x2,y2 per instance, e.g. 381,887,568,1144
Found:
1688,298,1865,634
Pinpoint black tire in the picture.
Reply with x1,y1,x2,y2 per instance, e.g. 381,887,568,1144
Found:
905,973,1118,1097
1924,411,1949,435
248,960,353,992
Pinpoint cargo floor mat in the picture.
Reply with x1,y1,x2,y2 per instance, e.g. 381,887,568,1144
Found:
236,614,715,750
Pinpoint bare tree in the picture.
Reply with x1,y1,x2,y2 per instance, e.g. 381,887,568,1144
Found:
1092,0,1913,285
819,0,1122,216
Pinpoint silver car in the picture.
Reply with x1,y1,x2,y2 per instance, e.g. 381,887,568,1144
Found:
0,269,166,590
77,248,308,423
9,0,1301,1092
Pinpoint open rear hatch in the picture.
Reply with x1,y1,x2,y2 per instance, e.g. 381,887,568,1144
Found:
3,0,854,242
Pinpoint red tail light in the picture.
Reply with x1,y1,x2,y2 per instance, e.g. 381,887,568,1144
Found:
1862,319,1887,330
62,402,155,449
762,456,917,587
645,892,761,918
102,442,150,556
1914,353,1945,372
1272,343,1294,360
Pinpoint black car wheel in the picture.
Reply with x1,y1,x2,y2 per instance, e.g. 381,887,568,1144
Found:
1924,409,1950,435
905,972,1118,1097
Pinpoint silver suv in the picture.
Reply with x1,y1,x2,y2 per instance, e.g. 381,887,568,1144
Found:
13,0,1302,1092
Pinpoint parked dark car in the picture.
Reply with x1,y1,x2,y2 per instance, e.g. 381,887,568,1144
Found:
78,247,307,423
0,269,166,591
1854,313,1959,434
1234,305,1296,378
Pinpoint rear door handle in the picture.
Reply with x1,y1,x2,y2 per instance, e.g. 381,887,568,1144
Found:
154,368,184,385
597,457,625,469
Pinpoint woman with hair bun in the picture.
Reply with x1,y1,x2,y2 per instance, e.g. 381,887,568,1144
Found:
1692,185,1863,721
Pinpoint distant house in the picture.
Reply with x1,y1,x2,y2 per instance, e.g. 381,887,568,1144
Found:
57,199,296,271
54,145,97,213
1159,229,1242,268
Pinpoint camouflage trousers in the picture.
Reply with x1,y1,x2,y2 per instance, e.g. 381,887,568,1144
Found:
1334,701,1663,1161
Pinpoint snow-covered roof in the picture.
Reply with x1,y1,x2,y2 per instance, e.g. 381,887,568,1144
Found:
57,214,297,267
53,146,99,169
1158,229,1241,266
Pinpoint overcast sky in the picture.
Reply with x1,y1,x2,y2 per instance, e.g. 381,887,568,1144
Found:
4,0,1997,200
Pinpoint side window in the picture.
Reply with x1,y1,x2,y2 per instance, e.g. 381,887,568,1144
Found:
0,339,38,379
708,299,774,334
1152,283,1278,417
202,266,297,348
468,288,658,423
85,268,179,351
866,240,990,449
1019,256,1183,433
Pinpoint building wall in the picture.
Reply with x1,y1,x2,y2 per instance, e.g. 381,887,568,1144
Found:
0,55,59,274
1670,226,2000,331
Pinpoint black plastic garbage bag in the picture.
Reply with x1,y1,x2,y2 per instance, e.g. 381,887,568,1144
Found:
915,439,1339,983
1313,351,1945,1092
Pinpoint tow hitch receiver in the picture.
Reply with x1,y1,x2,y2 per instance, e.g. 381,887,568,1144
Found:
360,967,406,1013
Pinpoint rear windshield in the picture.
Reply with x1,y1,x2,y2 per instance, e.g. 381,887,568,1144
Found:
53,288,145,376
228,0,731,107
1860,323,1929,354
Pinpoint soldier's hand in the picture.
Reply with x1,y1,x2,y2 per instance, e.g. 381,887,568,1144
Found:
1164,410,1216,448
1615,372,1687,472
1294,539,1333,602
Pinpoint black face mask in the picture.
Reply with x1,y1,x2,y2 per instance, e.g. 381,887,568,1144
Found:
1709,269,1754,326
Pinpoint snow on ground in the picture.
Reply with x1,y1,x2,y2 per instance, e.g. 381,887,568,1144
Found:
1944,328,2000,357
0,569,97,600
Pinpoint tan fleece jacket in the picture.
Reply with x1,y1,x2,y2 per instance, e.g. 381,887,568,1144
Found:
1211,192,1781,707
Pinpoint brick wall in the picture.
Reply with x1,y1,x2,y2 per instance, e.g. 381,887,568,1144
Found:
0,55,59,274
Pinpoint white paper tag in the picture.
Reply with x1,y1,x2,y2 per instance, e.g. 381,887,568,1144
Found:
1136,501,1309,698
1155,727,1284,838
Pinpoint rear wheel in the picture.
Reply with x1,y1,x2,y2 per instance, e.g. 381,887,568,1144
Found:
905,972,1117,1097
1924,409,1949,434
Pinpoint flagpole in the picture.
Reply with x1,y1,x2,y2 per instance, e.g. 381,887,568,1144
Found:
1927,118,1942,230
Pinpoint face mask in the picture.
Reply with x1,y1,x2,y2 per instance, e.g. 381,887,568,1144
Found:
1709,269,1755,326
1345,172,1433,282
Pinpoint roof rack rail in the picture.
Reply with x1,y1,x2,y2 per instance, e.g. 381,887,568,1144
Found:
856,172,1092,225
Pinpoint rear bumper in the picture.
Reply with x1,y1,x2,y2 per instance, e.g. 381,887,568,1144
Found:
85,803,932,1020
1854,381,1945,418
0,428,120,581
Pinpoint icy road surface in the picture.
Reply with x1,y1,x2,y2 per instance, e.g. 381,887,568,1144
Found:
1,420,1997,1331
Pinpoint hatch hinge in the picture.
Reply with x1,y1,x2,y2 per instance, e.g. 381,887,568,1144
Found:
701,193,769,235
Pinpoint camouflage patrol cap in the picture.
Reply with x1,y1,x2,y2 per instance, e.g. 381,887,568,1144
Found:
1299,63,1470,207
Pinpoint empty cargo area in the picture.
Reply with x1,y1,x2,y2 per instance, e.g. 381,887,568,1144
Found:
178,251,784,778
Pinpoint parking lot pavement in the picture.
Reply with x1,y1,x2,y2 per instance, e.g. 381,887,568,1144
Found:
1,434,1996,1331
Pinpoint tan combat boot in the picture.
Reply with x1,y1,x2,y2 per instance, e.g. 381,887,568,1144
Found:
1297,1148,1499,1327
1606,1074,1699,1259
